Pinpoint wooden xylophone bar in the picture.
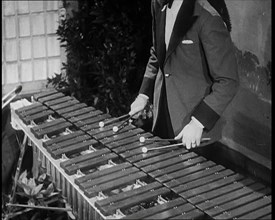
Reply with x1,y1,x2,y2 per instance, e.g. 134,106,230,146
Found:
14,89,205,219
13,89,272,219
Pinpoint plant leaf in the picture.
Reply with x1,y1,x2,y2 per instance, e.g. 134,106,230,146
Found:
37,173,47,182
18,170,28,187
42,183,54,196
18,170,27,183
16,192,28,197
27,178,36,189
23,186,32,196
31,184,43,196
36,193,44,199
48,192,60,197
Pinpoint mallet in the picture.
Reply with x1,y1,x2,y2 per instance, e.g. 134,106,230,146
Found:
2,85,22,109
139,137,177,143
112,113,137,133
98,114,129,128
141,137,211,153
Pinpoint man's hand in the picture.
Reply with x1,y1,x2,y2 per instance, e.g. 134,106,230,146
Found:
175,118,203,149
129,94,148,119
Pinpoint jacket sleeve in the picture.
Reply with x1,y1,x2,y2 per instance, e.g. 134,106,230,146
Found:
139,0,159,100
192,13,239,131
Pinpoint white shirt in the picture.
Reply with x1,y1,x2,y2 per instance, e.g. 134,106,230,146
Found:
164,0,205,129
165,0,183,50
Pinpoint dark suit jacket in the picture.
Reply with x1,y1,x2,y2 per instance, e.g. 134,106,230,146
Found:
139,0,239,142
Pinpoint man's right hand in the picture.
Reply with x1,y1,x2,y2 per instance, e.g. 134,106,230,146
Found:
129,94,149,118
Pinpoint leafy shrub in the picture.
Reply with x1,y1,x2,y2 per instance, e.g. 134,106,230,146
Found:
50,0,152,117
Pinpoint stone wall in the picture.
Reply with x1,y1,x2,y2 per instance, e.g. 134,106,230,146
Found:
221,0,271,169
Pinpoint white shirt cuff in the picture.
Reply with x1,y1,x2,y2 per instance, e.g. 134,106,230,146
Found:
191,116,204,129
138,93,149,100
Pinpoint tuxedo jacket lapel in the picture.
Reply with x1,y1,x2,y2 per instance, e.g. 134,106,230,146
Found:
165,0,198,63
155,4,166,70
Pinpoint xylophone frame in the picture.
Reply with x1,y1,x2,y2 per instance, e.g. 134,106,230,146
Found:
10,90,271,220
10,109,110,220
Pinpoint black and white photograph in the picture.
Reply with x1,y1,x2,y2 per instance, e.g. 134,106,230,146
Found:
2,0,271,219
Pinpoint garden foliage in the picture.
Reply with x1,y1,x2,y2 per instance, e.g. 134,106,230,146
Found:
50,0,152,116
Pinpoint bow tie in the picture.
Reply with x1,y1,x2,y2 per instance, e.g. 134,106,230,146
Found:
159,0,174,9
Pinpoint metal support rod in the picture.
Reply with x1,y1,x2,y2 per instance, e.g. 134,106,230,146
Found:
8,134,28,205
6,203,72,212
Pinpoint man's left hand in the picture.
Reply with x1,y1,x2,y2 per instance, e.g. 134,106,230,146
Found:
175,119,203,149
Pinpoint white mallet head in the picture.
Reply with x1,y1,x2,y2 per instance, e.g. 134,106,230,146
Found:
141,147,148,153
99,121,105,128
113,126,118,133
139,136,146,143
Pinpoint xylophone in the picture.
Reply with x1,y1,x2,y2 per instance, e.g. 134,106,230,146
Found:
11,89,272,220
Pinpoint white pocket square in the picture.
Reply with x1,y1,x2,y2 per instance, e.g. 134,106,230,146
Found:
182,40,194,44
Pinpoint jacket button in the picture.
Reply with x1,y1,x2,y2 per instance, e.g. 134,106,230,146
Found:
165,73,171,78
